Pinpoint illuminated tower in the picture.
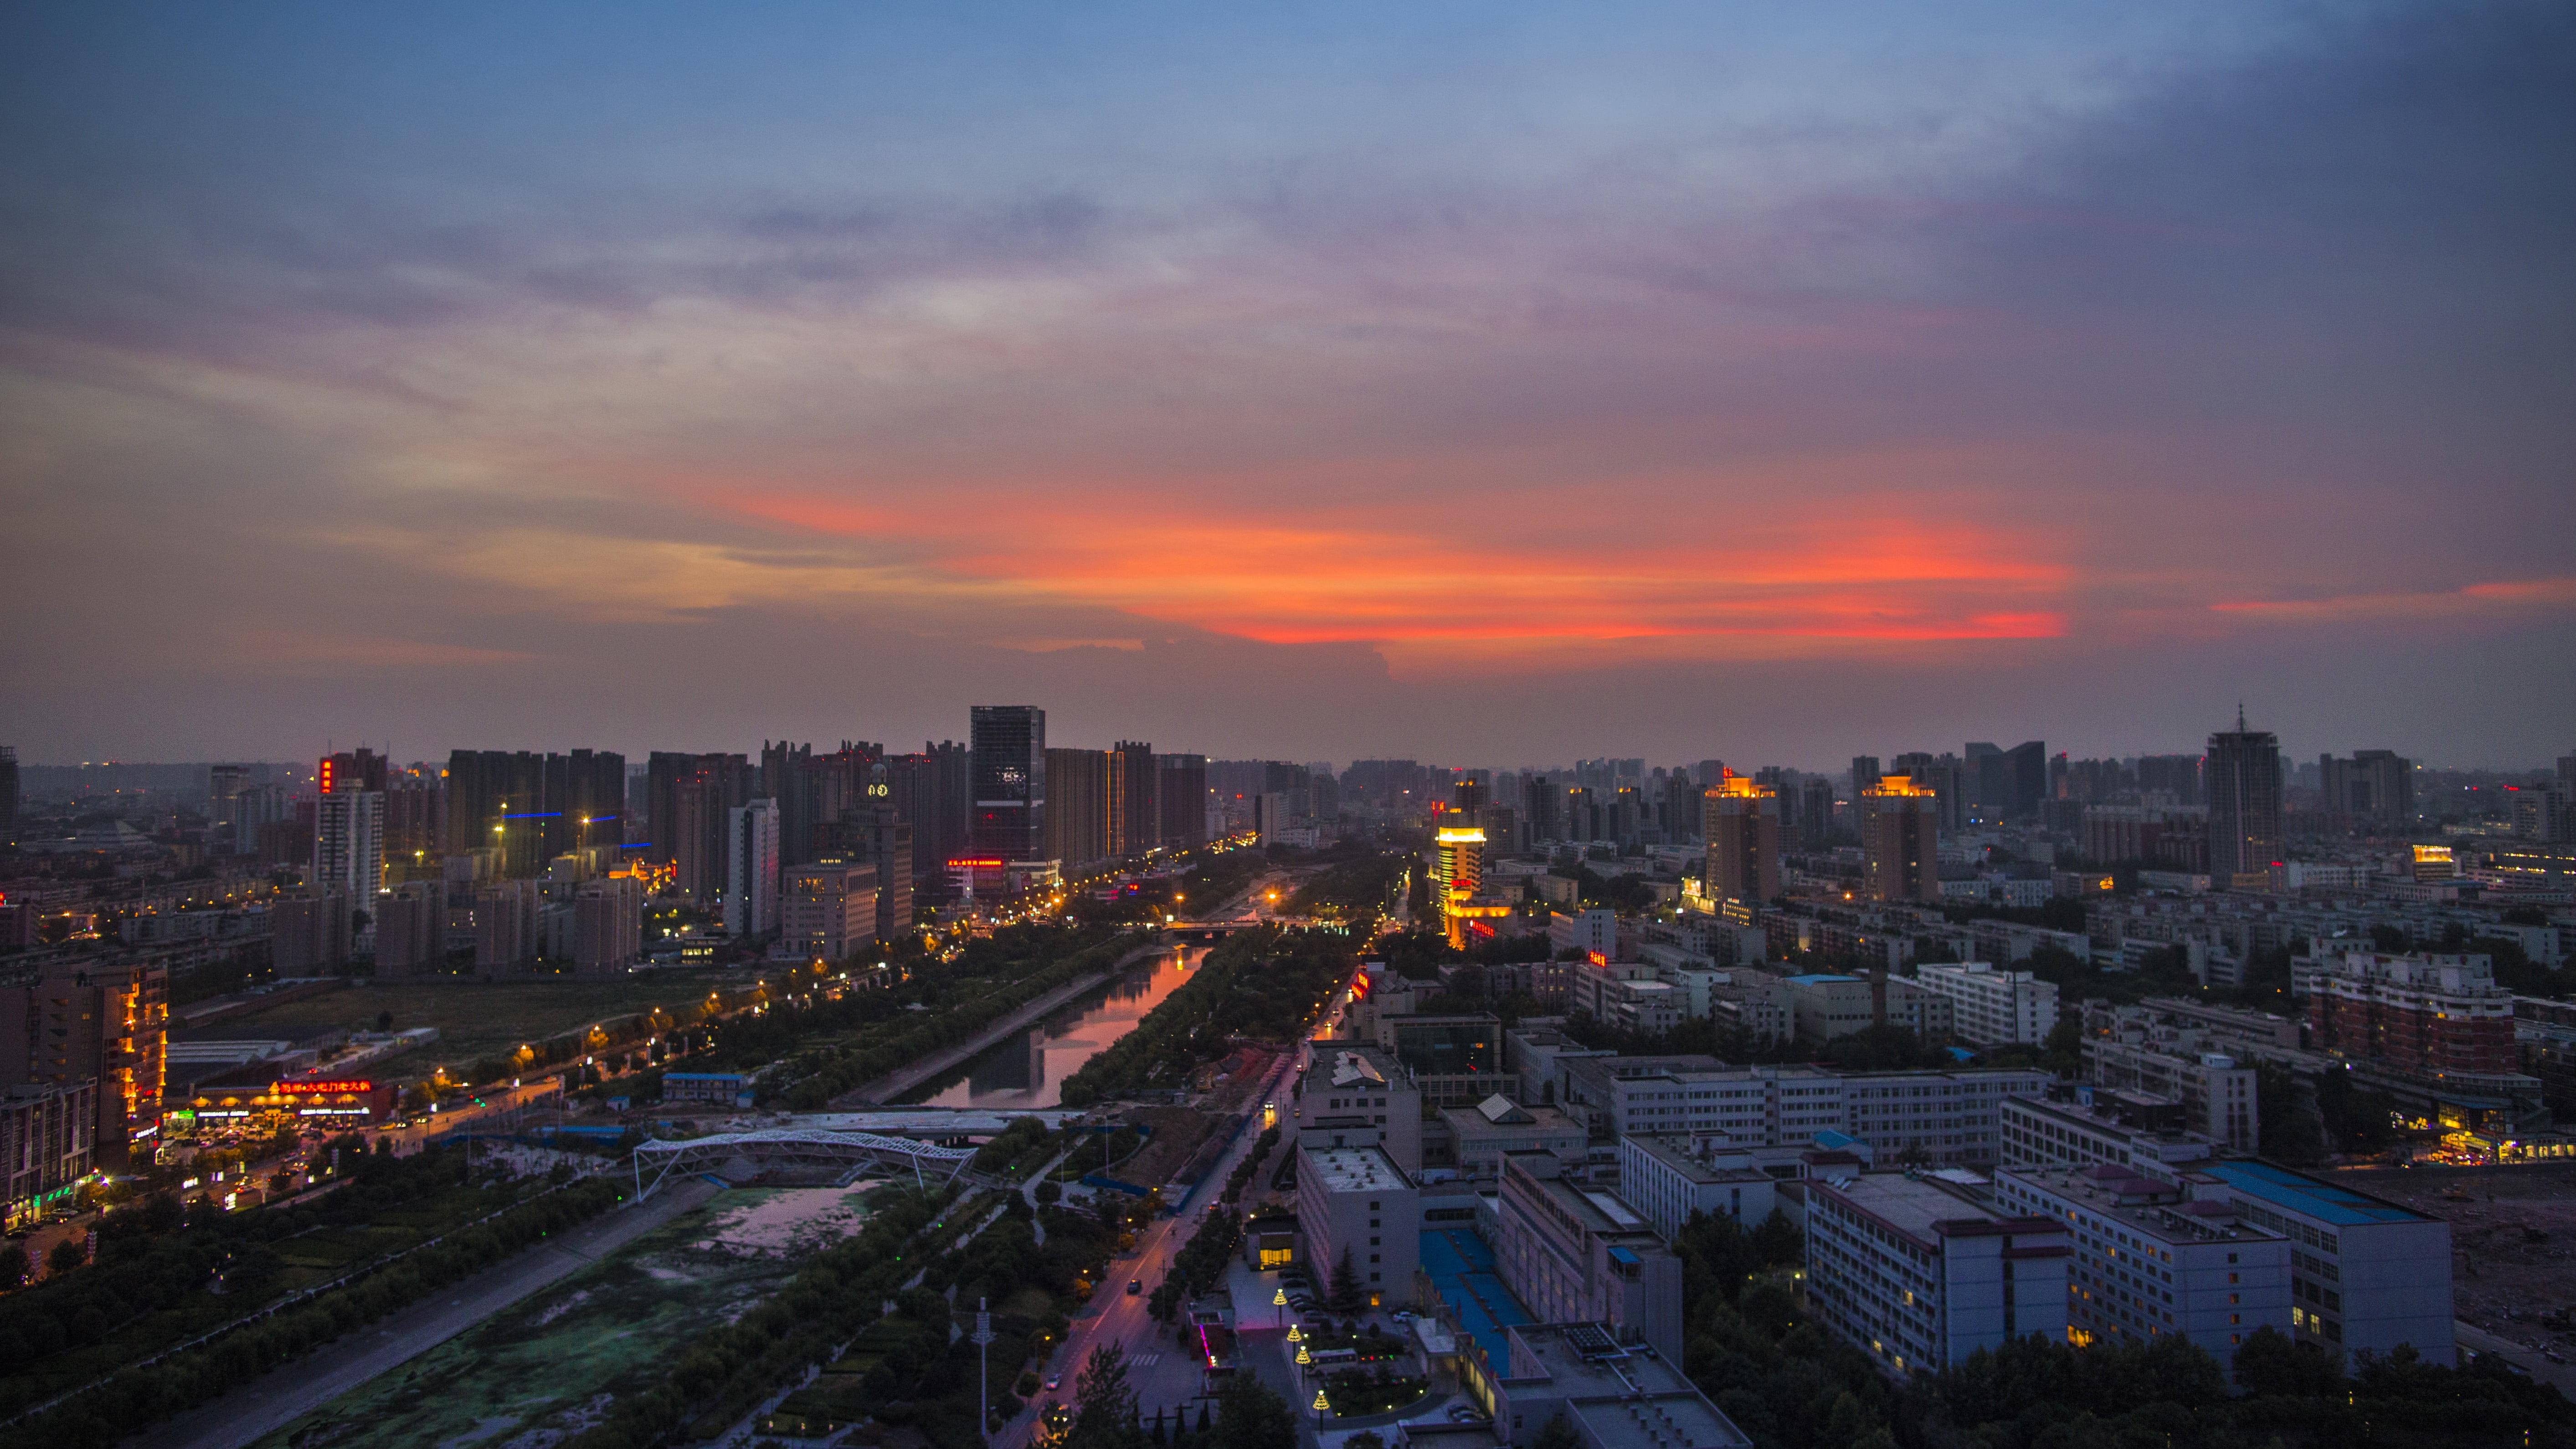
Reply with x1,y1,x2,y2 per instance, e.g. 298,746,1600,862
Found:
1431,813,1486,949
314,753,384,900
969,705,1047,863
1702,771,1781,906
1861,775,1941,903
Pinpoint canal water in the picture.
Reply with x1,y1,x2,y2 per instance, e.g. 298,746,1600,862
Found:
905,946,1200,1109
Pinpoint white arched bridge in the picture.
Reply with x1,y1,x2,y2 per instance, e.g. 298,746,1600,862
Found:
631,1127,985,1199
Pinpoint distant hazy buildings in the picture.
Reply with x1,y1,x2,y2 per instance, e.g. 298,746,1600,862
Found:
2319,750,2413,833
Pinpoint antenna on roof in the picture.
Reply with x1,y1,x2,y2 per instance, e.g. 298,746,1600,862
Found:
2236,702,2247,732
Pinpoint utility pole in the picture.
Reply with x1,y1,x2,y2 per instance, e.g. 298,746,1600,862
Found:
973,1295,995,1448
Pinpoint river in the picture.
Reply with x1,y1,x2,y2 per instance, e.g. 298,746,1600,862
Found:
905,946,1202,1109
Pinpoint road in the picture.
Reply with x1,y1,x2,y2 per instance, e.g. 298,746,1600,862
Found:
1006,1052,1299,1449
2455,1319,2576,1398
159,1176,720,1449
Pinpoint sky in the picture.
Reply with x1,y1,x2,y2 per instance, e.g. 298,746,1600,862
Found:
1,2,2571,771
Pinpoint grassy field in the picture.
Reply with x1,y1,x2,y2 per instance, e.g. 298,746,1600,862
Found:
249,1184,890,1449
183,971,746,1083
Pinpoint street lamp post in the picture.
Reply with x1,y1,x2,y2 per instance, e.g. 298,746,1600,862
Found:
974,1296,995,1448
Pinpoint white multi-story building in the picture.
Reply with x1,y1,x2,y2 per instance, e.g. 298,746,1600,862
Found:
313,790,384,899
1615,1134,1779,1240
1998,1095,2215,1177
2082,1040,2259,1153
1913,961,2059,1047
1295,1142,1419,1305
1996,1163,2291,1361
2185,1159,2454,1365
725,798,781,938
778,859,879,964
1805,1171,2071,1374
1548,908,1619,958
1583,1064,2052,1168
1494,1151,1684,1360
1784,973,1953,1043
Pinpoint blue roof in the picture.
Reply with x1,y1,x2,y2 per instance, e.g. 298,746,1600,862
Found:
1782,974,1861,985
1945,1047,1978,1064
1811,1129,1859,1150
2199,1161,2430,1228
1419,1228,1536,1367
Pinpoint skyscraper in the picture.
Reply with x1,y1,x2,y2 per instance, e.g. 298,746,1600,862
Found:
969,706,1047,863
2002,741,2047,819
1156,752,1208,849
314,754,384,900
1850,756,1882,799
2207,713,2282,889
1431,814,1485,949
1113,740,1157,855
208,763,249,849
1861,775,1941,903
1703,772,1782,906
0,745,16,844
725,798,782,937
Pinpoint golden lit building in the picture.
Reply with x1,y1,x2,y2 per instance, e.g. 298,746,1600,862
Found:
1702,771,1781,906
1432,813,1488,948
1861,775,1942,903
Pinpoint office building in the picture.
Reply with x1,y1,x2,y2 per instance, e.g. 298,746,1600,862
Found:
726,799,782,938
1307,1047,1422,1174
1995,1164,2289,1359
2185,1160,2453,1364
1702,773,1781,907
1805,1171,2070,1374
1861,775,1941,902
1577,1061,2049,1167
1495,1151,1684,1360
2082,1039,2260,1153
1432,818,1486,948
0,962,166,1166
2319,750,2413,833
1615,1135,1779,1240
968,705,1047,864
1373,1013,1504,1106
313,788,384,901
1435,1094,1588,1184
2307,951,2515,1076
1784,974,1952,1045
0,1082,95,1228
1912,961,2060,1048
1996,1094,2216,1177
781,858,879,963
2206,713,2282,889
1484,1323,1753,1449
1295,1141,1418,1303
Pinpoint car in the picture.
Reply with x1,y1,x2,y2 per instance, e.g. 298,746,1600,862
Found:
1127,1279,1142,1295
1045,1375,1062,1391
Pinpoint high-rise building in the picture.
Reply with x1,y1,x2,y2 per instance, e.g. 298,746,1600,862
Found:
573,876,645,976
2206,713,2282,888
0,963,166,1167
1431,816,1485,948
375,882,444,976
1861,774,1941,902
451,748,628,874
313,778,384,901
1156,752,1208,849
2319,750,2413,832
2002,741,2046,819
1113,740,1157,856
208,763,250,848
781,859,879,964
1850,756,1882,799
968,706,1047,864
2136,753,2203,807
820,793,913,943
1044,747,1110,869
1702,772,1780,906
726,799,782,938
761,741,879,867
0,745,15,845
883,743,970,884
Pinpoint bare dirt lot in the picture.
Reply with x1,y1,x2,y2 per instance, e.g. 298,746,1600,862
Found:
2344,1163,2576,1344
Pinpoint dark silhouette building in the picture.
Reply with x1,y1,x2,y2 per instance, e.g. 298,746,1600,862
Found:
2207,712,2282,888
969,706,1047,862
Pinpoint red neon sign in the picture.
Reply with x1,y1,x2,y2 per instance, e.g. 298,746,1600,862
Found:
274,1079,374,1095
947,858,1006,869
318,757,336,795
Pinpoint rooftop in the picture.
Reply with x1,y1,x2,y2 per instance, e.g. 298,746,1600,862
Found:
1506,1324,1753,1449
1420,1227,1536,1366
1301,1143,1410,1195
1812,1172,2056,1248
2196,1160,2434,1228
2000,1165,2280,1248
1622,1134,1774,1185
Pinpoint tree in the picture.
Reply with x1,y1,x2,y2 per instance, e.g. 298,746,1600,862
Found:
2232,1326,2343,1397
1068,1343,1144,1449
1211,1373,1295,1449
2256,1062,2326,1164
1036,1179,1063,1206
46,1238,86,1275
0,1244,25,1287
376,1009,396,1032
1328,1246,1364,1314
1750,1208,1801,1266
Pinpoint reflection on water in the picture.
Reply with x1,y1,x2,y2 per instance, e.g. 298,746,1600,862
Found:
910,947,1199,1109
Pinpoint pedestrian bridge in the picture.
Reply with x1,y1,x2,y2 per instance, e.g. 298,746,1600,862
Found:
631,1127,985,1199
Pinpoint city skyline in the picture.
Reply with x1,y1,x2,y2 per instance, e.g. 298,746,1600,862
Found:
4,4,2571,765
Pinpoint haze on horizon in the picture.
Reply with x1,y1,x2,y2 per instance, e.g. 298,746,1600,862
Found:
2,3,2571,769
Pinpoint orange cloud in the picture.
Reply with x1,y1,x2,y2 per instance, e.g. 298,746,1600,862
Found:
2211,577,2576,624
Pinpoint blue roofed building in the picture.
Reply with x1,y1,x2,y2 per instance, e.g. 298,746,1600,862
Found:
2184,1160,2454,1366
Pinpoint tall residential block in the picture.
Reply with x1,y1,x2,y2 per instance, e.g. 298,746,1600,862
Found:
452,748,627,874
1044,746,1110,870
2319,750,2413,833
726,799,782,938
1861,774,1941,902
1702,772,1781,906
313,788,384,901
1157,752,1208,849
2206,713,2282,888
0,962,167,1166
1113,740,1157,855
574,876,645,975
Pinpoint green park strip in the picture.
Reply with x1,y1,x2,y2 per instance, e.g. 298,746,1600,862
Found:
1055,926,1356,1107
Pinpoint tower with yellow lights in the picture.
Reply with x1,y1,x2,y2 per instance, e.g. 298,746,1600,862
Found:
1861,774,1942,902
1702,771,1781,906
